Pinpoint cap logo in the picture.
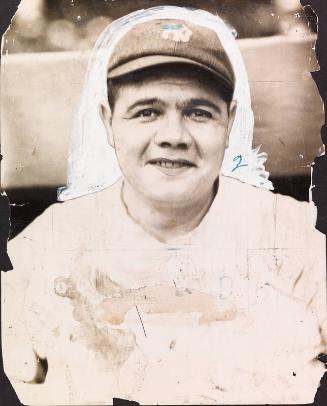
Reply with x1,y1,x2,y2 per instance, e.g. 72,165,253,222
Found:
160,23,192,43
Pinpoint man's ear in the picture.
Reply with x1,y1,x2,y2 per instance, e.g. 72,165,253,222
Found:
100,103,115,148
225,100,237,149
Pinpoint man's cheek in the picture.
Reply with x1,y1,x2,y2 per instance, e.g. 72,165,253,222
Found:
208,143,228,161
201,144,223,161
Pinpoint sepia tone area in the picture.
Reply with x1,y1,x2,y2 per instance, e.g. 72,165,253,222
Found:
1,1,327,405
1,0,323,238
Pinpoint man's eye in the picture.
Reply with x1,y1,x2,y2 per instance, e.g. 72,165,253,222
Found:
134,109,159,119
187,109,213,120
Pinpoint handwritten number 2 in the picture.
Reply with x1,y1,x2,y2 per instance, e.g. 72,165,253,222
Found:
232,155,248,172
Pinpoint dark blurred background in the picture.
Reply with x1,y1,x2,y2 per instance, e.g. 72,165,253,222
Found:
1,0,322,239
3,0,317,53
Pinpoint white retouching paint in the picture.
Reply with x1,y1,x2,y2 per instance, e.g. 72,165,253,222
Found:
57,6,273,201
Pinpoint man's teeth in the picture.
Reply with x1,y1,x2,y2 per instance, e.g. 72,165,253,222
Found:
155,161,190,168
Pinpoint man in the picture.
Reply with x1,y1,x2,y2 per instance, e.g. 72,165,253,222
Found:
2,6,326,405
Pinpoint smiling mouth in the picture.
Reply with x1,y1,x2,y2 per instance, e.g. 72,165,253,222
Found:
147,158,196,177
148,158,195,168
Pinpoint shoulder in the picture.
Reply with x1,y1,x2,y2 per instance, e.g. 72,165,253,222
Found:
216,176,321,251
225,178,326,328
8,179,123,262
274,192,323,249
222,176,323,249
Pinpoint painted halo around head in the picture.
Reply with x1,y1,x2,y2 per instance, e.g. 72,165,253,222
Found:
57,6,273,201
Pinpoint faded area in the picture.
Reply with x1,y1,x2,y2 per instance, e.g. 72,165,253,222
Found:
2,174,326,404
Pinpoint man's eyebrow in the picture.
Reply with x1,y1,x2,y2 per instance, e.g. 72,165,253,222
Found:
125,97,222,113
183,98,222,113
126,98,162,112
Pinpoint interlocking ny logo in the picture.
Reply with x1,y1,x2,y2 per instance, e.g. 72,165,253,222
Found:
161,23,193,42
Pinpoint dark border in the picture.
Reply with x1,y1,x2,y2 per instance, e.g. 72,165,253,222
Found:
301,0,327,236
0,1,22,404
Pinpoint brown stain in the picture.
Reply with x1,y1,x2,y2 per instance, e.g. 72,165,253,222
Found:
72,291,136,365
55,270,237,366
55,274,136,365
52,326,60,338
98,285,238,326
94,270,122,296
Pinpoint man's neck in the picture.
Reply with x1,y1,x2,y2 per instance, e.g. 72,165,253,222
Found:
121,181,215,243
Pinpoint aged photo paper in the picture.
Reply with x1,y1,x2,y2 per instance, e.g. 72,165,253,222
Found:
1,0,327,405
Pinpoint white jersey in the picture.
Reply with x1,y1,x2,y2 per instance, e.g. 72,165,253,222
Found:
2,175,326,405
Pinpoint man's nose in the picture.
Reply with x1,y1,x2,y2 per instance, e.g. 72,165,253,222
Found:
153,112,193,149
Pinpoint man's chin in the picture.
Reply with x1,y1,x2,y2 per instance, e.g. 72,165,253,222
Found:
143,189,197,206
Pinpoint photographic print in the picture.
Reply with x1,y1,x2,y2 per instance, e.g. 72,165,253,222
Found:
1,1,327,404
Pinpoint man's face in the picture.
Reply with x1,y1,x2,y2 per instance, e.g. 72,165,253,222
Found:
103,69,236,205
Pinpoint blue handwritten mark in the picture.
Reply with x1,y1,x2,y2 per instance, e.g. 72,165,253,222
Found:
218,275,233,300
231,155,248,172
161,23,184,30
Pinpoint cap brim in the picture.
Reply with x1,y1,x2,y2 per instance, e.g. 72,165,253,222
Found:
107,55,233,91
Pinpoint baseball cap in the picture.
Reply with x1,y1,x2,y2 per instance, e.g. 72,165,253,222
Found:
107,19,235,93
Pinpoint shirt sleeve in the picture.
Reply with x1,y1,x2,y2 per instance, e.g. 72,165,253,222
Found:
274,194,327,352
2,206,57,403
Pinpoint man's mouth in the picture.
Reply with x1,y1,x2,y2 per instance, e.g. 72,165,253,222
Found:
148,158,195,168
147,158,196,176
